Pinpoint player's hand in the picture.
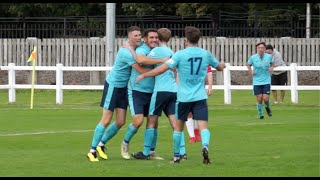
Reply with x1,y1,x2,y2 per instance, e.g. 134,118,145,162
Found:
135,75,144,84
122,42,131,49
207,86,212,96
269,66,274,73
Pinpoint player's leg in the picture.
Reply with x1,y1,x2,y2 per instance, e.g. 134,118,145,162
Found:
121,114,144,159
185,112,196,143
167,114,187,160
170,101,191,163
131,94,158,160
254,85,264,119
194,118,201,142
97,86,128,160
193,99,210,165
148,92,166,160
145,115,161,159
87,81,115,162
165,92,187,160
97,108,127,160
121,90,147,159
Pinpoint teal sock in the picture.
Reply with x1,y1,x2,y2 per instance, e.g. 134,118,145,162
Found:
256,103,263,116
265,101,270,109
91,123,105,150
173,131,182,157
100,122,120,144
179,131,186,155
150,128,158,152
200,129,210,149
143,128,154,156
123,123,138,143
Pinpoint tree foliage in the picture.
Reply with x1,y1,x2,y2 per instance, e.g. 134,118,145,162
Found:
0,3,106,17
121,3,176,16
0,3,318,17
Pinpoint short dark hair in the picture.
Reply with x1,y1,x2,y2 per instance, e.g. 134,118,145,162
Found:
256,42,266,47
266,44,274,50
127,26,140,35
143,28,158,38
185,26,201,44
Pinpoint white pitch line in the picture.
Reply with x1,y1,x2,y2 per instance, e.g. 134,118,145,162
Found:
240,122,285,126
0,126,170,137
0,123,284,137
0,130,93,136
0,107,99,111
0,124,211,137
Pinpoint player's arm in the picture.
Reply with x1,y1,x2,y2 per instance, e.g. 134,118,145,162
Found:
135,54,168,65
215,62,226,71
131,63,152,74
123,43,168,65
209,52,225,71
206,67,213,96
136,63,169,83
269,59,275,73
173,68,179,85
247,64,254,76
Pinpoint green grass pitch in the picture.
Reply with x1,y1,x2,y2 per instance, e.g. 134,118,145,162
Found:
0,90,319,177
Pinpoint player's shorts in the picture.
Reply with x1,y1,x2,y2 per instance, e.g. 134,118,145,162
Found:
176,99,208,121
253,84,271,95
100,81,128,111
128,89,152,117
271,72,288,85
149,91,177,117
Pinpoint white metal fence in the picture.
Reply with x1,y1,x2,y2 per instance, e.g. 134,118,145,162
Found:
0,37,319,66
1,63,319,105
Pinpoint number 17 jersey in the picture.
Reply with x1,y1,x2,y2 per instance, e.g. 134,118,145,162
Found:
165,46,220,102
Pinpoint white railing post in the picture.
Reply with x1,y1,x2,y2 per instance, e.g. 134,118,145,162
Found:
1,64,318,105
8,63,16,103
223,63,231,104
56,64,63,105
290,63,298,104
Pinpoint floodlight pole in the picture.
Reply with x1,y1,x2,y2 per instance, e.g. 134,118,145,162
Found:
306,3,311,38
106,3,116,67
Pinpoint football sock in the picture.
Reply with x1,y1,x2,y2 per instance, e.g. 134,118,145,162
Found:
200,129,210,149
179,131,186,155
186,118,195,137
143,128,154,156
100,122,120,144
123,123,138,143
256,103,263,117
150,128,158,151
90,123,105,151
173,131,182,157
265,101,270,109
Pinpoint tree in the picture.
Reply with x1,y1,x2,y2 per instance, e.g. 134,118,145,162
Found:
121,3,176,16
2,3,106,17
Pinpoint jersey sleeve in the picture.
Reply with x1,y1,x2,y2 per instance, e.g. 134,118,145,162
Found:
122,48,136,66
247,56,253,65
136,46,149,56
207,51,219,69
165,51,179,69
148,48,158,59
